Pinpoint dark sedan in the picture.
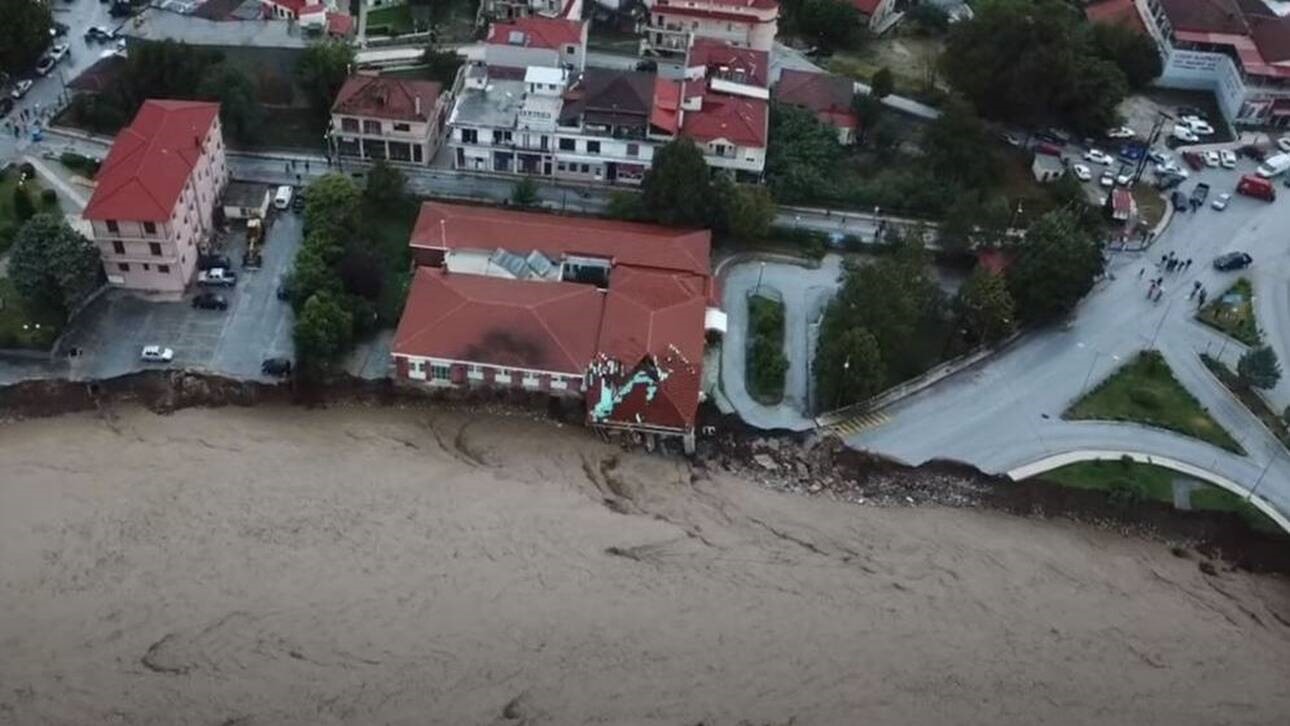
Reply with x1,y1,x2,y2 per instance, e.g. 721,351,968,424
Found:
1213,252,1253,271
192,292,228,310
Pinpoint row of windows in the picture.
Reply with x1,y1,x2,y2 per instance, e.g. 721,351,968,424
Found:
110,240,165,256
116,262,170,273
409,360,572,386
341,117,416,134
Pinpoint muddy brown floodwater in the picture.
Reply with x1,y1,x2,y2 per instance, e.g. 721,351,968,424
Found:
2,405,1289,725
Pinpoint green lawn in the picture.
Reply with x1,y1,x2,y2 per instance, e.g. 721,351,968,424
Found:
0,276,61,350
368,197,419,327
1200,354,1290,448
1197,278,1260,346
746,294,788,404
367,4,416,34
1131,185,1166,230
0,167,61,255
1065,350,1244,454
1041,459,1282,535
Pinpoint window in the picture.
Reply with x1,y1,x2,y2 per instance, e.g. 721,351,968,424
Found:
557,162,567,171
149,242,162,256
158,264,170,273
341,117,359,132
430,363,451,381
106,220,119,233
461,128,478,144
565,44,575,55
626,143,639,157
117,263,130,272
112,240,125,254
142,263,150,271
714,143,728,157
586,141,600,154
143,221,156,235
559,138,576,151
393,122,411,132
363,119,382,134
580,164,590,173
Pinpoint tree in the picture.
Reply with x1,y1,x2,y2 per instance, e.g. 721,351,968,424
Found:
641,138,718,227
288,245,343,310
421,43,463,86
296,41,356,124
7,214,102,318
956,268,1016,344
870,67,895,99
814,326,885,409
1092,23,1162,90
851,92,884,146
364,161,407,210
294,291,354,373
1238,346,1282,390
937,192,1010,251
922,97,1000,190
510,177,539,207
12,184,35,223
0,0,52,75
1005,208,1104,324
304,173,362,240
606,191,647,221
796,0,862,51
766,103,844,202
719,180,776,241
197,64,264,144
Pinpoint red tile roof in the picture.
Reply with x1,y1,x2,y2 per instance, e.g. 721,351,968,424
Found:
852,0,883,15
656,0,779,11
774,69,858,131
263,0,307,14
681,86,769,148
332,74,442,122
410,202,711,275
83,100,219,222
486,16,584,50
1251,16,1290,63
1158,0,1247,35
687,38,770,87
651,78,682,134
395,267,603,374
1084,0,1148,35
328,11,355,36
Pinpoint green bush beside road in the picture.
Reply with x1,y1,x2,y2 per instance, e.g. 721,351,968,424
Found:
746,295,788,404
1197,278,1260,347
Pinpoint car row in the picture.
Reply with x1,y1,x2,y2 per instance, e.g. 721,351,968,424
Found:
141,344,295,377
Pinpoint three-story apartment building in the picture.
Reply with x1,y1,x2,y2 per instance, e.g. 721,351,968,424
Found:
82,100,228,297
480,0,581,22
640,0,780,57
450,64,568,175
329,74,447,164
554,68,680,184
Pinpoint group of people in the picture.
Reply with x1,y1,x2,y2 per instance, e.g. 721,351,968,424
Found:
1139,252,1197,304
4,105,44,140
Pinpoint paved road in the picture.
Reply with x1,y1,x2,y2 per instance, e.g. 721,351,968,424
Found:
849,157,1290,525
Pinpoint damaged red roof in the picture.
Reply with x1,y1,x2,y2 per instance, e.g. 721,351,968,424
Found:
680,86,769,148
486,16,584,49
686,38,770,88
774,69,859,131
332,74,441,122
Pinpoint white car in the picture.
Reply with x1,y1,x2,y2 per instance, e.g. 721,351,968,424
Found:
1157,163,1189,180
1115,170,1134,186
1220,149,1237,169
1072,163,1092,181
10,79,32,99
1173,125,1199,143
1084,149,1113,165
1191,121,1215,136
49,43,69,62
1099,172,1115,188
1212,192,1232,211
140,345,175,363
1106,126,1135,139
1204,151,1220,167
1278,137,1290,153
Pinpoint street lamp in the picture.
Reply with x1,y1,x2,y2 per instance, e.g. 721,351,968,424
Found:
755,261,765,296
1077,341,1121,396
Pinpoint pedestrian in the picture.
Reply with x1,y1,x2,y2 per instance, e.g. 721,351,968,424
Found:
1160,253,1167,267
284,162,290,174
1166,259,1175,273
1185,258,1192,270
1199,289,1207,306
1138,267,1145,278
305,160,310,172
296,173,302,184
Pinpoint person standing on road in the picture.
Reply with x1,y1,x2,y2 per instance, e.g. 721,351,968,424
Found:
1185,258,1193,270
1139,267,1145,278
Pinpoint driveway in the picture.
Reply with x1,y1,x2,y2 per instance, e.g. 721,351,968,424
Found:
57,204,300,382
719,255,843,431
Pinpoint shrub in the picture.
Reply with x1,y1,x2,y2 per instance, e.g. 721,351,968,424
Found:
1128,388,1161,411
40,189,57,207
1108,478,1147,508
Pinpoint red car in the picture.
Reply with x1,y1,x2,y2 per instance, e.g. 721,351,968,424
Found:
1182,151,1205,171
1237,175,1276,201
1035,142,1063,157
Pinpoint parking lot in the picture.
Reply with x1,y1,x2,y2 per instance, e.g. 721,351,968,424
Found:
57,203,302,382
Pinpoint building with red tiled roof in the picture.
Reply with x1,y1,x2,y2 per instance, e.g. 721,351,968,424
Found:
83,100,228,297
481,0,582,22
1144,0,1290,127
262,0,307,19
329,73,447,165
851,0,897,30
1084,0,1148,35
685,38,770,88
774,69,860,145
394,202,723,449
485,16,588,71
641,0,780,57
680,82,769,177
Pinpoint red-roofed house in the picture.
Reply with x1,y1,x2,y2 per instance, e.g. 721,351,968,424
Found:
1084,0,1147,35
641,0,780,57
482,0,582,22
83,100,228,296
774,69,859,145
852,0,897,31
680,82,768,176
684,38,770,88
395,202,723,450
299,3,356,38
1144,0,1290,127
262,0,306,19
484,16,588,71
329,73,447,165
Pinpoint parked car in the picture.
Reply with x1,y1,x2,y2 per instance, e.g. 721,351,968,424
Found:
1119,143,1146,162
1115,169,1134,186
1212,192,1232,210
140,345,174,362
1203,151,1220,167
109,1,133,16
1084,149,1113,165
1171,190,1189,210
261,357,293,376
1180,116,1215,136
48,43,69,62
1279,137,1290,153
85,25,116,42
1158,173,1187,191
1106,126,1135,139
1220,149,1237,169
1182,150,1205,170
1099,172,1115,188
999,132,1024,147
1238,144,1267,161
1213,252,1253,271
1173,125,1199,143
291,192,306,212
35,55,55,76
1148,149,1169,165
197,267,237,286
10,79,32,99
1035,142,1062,156
1072,163,1092,181
1191,182,1211,207
1237,174,1276,201
192,292,228,310
51,21,69,36
197,253,231,270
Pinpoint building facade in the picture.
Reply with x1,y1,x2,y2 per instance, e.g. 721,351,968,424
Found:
483,16,588,71
481,0,582,22
329,74,447,165
774,68,859,145
639,0,780,57
82,100,228,297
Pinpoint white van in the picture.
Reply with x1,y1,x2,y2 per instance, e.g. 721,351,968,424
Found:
273,185,293,210
1256,153,1290,178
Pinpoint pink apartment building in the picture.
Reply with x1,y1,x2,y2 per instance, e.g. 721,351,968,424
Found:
83,100,228,298
640,0,780,57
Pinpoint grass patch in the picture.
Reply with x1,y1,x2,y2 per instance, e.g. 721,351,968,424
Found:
1066,350,1244,454
367,196,419,327
367,4,415,34
1131,185,1166,230
746,294,788,405
1200,353,1290,448
1040,459,1283,534
1197,278,1260,347
59,152,101,178
239,107,323,153
0,276,61,350
825,34,947,106
0,167,59,255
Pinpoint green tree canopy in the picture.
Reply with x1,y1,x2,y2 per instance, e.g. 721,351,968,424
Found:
1238,345,1282,390
421,43,464,86
814,326,885,410
510,177,539,207
8,214,101,318
1005,208,1104,324
0,0,52,74
766,103,844,203
870,68,895,99
956,268,1017,344
294,291,354,373
297,40,356,124
304,173,362,240
922,97,1000,191
718,179,776,241
796,0,863,51
1091,23,1163,90
197,63,264,144
364,161,407,210
641,137,718,227
12,184,35,224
